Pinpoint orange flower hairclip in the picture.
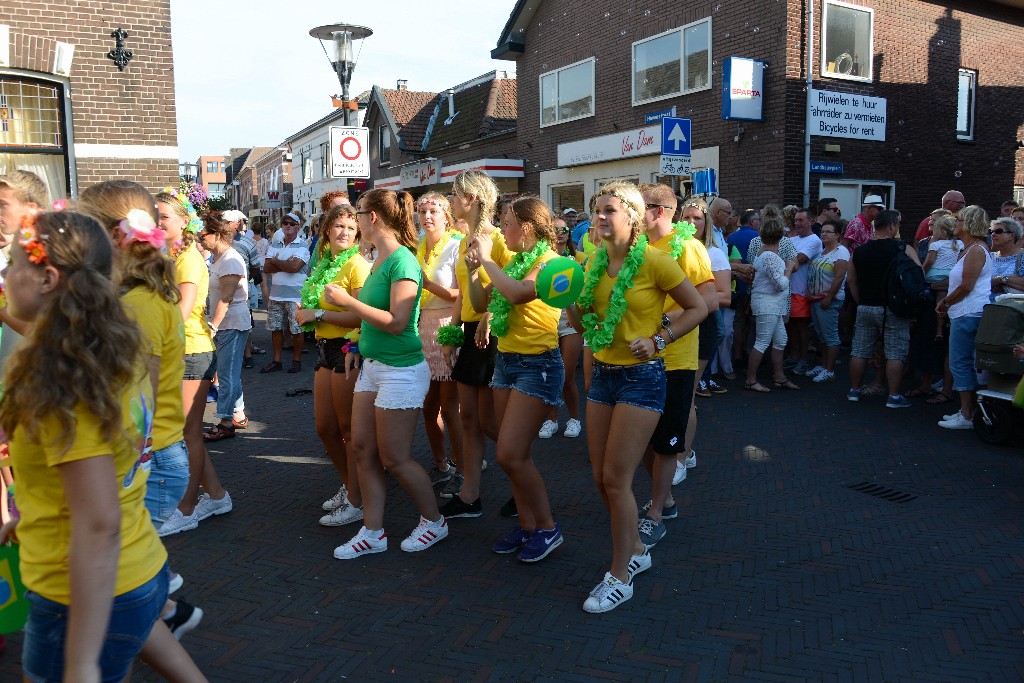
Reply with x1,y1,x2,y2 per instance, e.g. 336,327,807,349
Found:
19,211,49,265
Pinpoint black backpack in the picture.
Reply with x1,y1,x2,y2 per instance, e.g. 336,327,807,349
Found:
882,241,929,318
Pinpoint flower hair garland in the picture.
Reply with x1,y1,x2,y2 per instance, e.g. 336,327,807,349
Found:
487,240,550,338
19,211,48,265
162,186,204,234
119,209,166,248
576,235,649,352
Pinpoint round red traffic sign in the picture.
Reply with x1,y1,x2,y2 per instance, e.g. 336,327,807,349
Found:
339,137,361,161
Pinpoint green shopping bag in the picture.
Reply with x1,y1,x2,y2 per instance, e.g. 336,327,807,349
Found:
0,543,29,634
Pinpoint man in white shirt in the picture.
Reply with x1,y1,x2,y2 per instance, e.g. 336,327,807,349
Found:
786,207,823,375
261,212,310,373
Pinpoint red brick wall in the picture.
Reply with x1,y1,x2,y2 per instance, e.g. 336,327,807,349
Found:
1,1,178,193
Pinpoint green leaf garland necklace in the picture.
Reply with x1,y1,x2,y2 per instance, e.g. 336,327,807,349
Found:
298,245,360,332
576,234,649,352
668,220,697,259
487,240,550,338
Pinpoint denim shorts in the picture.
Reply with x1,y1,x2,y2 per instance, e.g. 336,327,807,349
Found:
588,358,666,413
23,563,170,683
183,351,216,381
144,440,190,527
354,359,430,409
490,349,564,406
949,315,982,392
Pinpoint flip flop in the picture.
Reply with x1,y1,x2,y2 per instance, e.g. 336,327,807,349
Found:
926,392,954,404
744,381,771,393
203,424,236,441
260,361,283,373
284,387,313,398
903,387,935,398
860,384,885,397
288,360,302,373
772,379,800,390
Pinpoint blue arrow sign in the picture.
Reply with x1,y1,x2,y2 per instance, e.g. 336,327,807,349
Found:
661,117,691,156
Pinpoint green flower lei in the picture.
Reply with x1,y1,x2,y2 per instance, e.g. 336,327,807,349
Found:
298,245,360,332
668,221,697,259
487,240,550,338
576,235,649,352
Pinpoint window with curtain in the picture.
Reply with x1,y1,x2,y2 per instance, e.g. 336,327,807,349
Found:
0,76,69,200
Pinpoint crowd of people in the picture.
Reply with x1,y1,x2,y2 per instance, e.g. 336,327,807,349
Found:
0,162,1020,678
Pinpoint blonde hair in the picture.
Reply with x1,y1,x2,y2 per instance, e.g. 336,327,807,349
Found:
931,215,956,241
593,181,646,246
417,192,455,233
782,205,798,230
0,169,48,206
359,189,418,250
79,181,177,304
760,217,785,245
156,191,198,252
317,204,358,259
451,170,498,236
681,196,713,249
0,212,145,453
638,183,678,212
959,205,990,240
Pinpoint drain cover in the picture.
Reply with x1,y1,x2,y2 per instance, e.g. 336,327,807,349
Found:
844,480,918,503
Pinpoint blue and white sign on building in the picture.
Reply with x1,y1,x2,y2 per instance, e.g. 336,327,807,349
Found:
645,107,676,125
810,161,844,175
660,117,691,156
722,57,766,121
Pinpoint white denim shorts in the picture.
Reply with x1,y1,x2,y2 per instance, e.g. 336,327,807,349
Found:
354,358,430,410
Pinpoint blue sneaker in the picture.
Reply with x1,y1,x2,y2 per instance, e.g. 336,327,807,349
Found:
518,524,563,563
207,385,218,403
846,388,861,402
492,526,531,554
886,395,912,409
638,516,667,548
640,499,678,520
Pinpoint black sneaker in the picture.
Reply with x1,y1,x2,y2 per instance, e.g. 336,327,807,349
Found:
163,599,203,641
439,496,482,518
429,462,455,487
499,496,518,518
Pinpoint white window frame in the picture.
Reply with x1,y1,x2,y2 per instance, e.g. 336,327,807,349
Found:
539,57,596,128
820,0,874,83
956,68,976,142
378,125,391,166
631,17,713,106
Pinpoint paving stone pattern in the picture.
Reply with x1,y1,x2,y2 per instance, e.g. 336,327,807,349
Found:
3,315,1023,682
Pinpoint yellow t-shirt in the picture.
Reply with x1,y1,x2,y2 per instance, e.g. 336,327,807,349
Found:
174,245,215,354
122,286,186,450
454,229,511,323
497,250,561,355
651,233,714,371
316,254,372,340
10,373,168,603
589,246,686,366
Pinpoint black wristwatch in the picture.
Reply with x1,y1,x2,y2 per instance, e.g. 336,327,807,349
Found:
651,334,667,351
662,314,671,329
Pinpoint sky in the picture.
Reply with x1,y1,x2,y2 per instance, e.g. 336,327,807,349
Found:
169,0,517,162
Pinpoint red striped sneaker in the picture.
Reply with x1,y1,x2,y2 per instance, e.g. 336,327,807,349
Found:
334,526,387,560
400,515,448,552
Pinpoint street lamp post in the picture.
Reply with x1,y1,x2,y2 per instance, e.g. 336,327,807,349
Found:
309,23,373,127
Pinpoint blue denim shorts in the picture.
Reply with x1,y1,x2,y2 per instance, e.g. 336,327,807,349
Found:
490,349,564,406
144,440,190,527
587,358,666,413
23,562,170,683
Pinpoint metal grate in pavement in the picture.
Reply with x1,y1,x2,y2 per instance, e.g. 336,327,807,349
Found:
844,480,918,503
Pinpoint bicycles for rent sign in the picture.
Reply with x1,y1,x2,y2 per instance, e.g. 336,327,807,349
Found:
329,127,370,178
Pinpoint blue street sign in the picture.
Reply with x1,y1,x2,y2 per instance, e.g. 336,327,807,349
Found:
660,117,691,157
810,161,844,174
645,108,674,125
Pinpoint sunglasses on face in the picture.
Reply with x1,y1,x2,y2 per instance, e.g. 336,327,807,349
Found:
556,228,570,234
282,221,298,227
990,228,1013,235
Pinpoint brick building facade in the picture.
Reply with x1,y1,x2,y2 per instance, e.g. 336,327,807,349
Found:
1,1,178,200
493,0,1024,223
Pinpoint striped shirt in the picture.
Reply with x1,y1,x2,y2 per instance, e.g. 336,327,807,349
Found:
266,237,310,302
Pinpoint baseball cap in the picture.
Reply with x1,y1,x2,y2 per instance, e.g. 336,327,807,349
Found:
862,195,886,208
561,207,578,215
222,209,248,222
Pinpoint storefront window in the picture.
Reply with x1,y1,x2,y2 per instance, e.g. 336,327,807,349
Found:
821,1,873,82
550,184,585,217
0,75,69,200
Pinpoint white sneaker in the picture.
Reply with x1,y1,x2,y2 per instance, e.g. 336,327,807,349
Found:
938,412,973,430
671,461,687,485
400,516,449,552
334,526,387,559
157,508,199,537
582,572,633,613
194,491,232,522
321,485,348,511
319,502,364,527
168,572,184,594
943,411,960,421
805,365,826,378
627,550,652,580
538,420,558,439
813,370,836,383
563,418,582,438
685,450,697,468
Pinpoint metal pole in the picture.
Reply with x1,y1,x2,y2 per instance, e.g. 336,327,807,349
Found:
803,0,814,207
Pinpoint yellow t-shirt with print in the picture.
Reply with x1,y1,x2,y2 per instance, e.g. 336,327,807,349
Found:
651,233,714,372
122,286,186,451
174,245,215,354
589,246,686,366
316,254,372,340
10,372,168,603
454,229,511,323
497,250,561,355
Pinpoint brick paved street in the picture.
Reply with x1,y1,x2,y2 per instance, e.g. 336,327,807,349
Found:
3,314,1023,682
